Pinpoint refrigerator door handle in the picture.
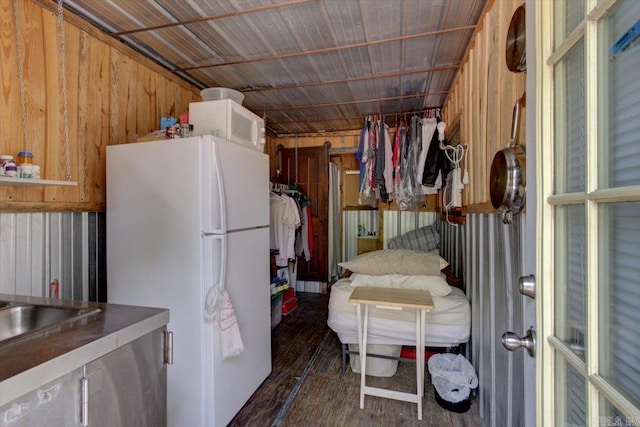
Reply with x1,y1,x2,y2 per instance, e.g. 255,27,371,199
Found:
212,141,227,234
204,234,227,321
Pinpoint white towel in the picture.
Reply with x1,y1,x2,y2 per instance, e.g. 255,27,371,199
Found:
218,289,244,360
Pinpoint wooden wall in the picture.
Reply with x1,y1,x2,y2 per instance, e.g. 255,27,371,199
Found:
265,130,361,179
442,0,526,212
0,0,201,212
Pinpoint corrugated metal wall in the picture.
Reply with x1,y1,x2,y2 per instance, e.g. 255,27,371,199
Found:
440,220,465,280
341,210,439,263
444,213,526,427
381,210,438,248
342,210,378,263
0,212,106,302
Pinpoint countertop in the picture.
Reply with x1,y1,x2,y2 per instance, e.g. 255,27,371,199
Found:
0,293,169,406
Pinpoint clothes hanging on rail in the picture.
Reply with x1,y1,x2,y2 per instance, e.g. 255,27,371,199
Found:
358,119,376,205
356,118,370,187
392,120,401,192
419,117,444,193
375,117,390,202
416,117,437,194
269,183,313,265
270,191,300,267
357,111,444,210
382,121,394,200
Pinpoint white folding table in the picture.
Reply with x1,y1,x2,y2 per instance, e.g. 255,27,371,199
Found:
349,286,434,420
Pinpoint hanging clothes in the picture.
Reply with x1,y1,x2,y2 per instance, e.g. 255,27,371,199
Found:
359,119,377,205
421,118,445,190
356,118,370,187
392,120,402,193
416,117,438,195
270,191,301,267
395,116,421,210
375,116,390,202
382,122,394,200
295,196,313,262
354,109,443,210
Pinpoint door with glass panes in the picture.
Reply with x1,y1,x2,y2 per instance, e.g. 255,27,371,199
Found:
537,0,640,425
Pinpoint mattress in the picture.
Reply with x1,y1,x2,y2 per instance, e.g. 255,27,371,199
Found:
327,278,471,347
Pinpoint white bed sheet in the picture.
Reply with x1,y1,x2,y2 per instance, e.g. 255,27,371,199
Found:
327,278,470,347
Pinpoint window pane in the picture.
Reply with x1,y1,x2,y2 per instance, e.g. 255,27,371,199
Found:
600,0,640,188
555,41,585,194
600,202,640,408
599,399,640,426
554,0,584,44
555,358,586,426
555,204,586,360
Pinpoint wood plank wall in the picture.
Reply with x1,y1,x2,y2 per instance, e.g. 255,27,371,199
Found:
265,130,360,182
442,0,526,212
0,0,201,212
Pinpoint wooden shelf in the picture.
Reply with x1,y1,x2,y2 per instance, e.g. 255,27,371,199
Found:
0,176,77,186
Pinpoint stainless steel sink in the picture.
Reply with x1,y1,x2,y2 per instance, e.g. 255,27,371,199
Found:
0,303,101,345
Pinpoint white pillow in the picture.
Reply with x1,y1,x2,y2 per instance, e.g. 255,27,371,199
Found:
350,273,452,297
338,249,448,276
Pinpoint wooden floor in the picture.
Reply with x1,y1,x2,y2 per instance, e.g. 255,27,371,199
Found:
229,291,485,427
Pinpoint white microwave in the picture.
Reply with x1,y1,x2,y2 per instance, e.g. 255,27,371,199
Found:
189,99,265,152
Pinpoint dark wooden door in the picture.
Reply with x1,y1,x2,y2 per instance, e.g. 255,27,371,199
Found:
277,142,330,282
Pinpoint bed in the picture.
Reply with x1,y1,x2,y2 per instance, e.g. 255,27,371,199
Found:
328,277,470,347
327,229,471,375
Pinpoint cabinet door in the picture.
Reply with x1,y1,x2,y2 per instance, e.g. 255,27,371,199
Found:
0,368,82,426
357,237,379,254
87,328,167,427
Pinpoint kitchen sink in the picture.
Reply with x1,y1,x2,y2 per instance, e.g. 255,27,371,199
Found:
0,303,101,345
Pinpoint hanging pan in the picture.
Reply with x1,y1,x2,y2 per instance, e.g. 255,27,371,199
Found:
506,4,526,73
490,96,526,224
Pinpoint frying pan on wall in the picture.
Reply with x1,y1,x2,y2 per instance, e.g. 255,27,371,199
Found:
490,96,526,224
506,4,526,73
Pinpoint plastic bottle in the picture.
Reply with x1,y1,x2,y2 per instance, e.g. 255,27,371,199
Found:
3,160,17,177
20,164,33,179
17,151,33,164
179,113,190,138
0,155,13,176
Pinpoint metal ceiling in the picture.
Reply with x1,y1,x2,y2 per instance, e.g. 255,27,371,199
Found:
61,0,487,135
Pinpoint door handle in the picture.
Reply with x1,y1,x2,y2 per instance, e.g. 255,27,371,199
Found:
502,327,536,357
518,274,535,298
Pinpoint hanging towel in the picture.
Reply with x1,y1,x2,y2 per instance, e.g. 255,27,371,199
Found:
218,289,244,360
204,285,245,360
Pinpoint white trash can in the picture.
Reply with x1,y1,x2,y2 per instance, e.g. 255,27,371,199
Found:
427,353,478,413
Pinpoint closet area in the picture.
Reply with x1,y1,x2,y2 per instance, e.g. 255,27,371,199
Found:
268,142,333,326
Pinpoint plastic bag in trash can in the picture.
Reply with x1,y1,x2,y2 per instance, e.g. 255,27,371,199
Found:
427,353,478,404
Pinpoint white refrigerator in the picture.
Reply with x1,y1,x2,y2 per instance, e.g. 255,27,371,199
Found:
106,135,271,427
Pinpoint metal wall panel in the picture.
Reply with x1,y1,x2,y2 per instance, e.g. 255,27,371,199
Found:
0,212,106,302
440,220,465,280
341,209,438,265
382,210,437,248
342,210,378,263
462,213,526,427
